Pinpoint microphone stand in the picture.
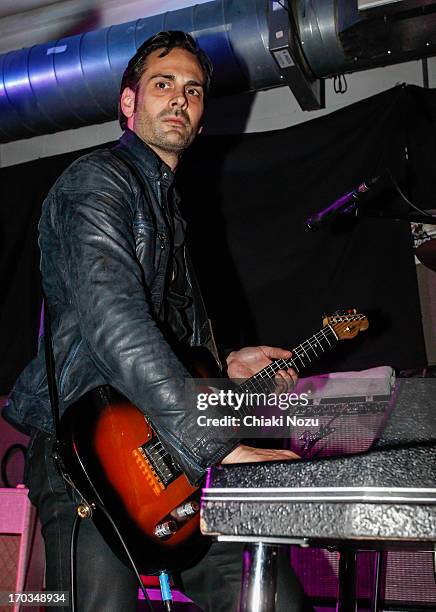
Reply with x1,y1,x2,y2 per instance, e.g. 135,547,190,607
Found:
355,208,436,225
306,172,436,229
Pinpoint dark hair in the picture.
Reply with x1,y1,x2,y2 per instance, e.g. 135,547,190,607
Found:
118,30,213,130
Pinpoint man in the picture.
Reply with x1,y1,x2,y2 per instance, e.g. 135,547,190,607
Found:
5,31,311,611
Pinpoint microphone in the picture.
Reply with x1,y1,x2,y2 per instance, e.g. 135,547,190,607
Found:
305,175,381,230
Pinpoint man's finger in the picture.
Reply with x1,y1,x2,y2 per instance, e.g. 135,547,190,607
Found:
287,368,298,385
275,370,295,392
261,345,292,360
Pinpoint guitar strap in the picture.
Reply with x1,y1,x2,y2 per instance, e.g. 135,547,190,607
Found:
43,298,61,442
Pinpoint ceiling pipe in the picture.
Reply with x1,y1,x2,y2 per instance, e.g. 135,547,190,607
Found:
0,0,99,56
0,0,62,19
294,0,436,78
1,0,435,143
0,0,287,143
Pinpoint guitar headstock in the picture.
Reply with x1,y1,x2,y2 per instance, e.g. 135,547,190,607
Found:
322,309,369,340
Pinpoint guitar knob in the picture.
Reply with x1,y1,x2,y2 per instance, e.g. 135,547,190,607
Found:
173,501,199,520
154,520,178,539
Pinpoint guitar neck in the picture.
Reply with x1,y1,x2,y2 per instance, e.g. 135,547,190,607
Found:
238,324,338,395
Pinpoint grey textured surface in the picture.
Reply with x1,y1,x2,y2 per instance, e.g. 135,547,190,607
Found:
206,444,436,489
374,379,436,447
201,500,436,542
201,380,436,542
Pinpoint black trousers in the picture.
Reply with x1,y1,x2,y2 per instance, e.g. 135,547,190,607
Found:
25,431,314,612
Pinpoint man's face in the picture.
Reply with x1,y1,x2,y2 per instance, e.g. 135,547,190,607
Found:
120,47,205,158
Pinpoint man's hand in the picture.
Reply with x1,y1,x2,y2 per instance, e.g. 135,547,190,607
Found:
223,347,300,464
222,444,300,463
226,345,298,391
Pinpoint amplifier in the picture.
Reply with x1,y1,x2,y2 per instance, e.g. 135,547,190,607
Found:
0,487,44,612
289,366,394,458
291,548,436,608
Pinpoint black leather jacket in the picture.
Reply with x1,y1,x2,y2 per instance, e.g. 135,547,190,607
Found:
4,130,238,485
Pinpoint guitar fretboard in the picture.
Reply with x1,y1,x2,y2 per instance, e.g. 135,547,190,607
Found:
144,324,340,471
239,324,338,395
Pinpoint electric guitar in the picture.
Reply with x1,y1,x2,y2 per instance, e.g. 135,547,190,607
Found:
58,310,368,573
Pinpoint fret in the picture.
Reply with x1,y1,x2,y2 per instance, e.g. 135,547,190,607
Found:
290,361,300,374
263,378,277,393
305,338,319,358
275,358,290,371
236,325,341,394
251,379,265,393
240,378,258,394
261,365,275,379
239,403,251,420
255,378,275,394
319,327,332,347
291,350,307,371
299,344,312,363
327,323,339,341
310,336,324,354
305,334,326,356
313,331,328,350
240,376,273,396
314,329,325,351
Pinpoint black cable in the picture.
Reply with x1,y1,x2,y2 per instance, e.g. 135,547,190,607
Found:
386,168,434,218
68,501,155,612
52,414,155,611
277,0,289,13
54,450,154,612
70,513,80,612
96,504,155,612
43,301,61,441
1,443,26,487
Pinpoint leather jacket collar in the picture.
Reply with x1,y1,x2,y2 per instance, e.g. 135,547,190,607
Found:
114,129,175,186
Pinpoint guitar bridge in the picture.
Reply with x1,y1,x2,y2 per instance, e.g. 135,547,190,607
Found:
138,439,182,488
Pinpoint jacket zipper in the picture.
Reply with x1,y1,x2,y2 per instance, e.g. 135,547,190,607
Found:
157,232,166,250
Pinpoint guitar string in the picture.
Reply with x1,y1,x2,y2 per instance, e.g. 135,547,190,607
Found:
154,326,339,452
236,326,340,405
145,331,324,462
253,324,338,374
244,326,337,384
232,317,364,402
142,318,363,466
221,328,338,402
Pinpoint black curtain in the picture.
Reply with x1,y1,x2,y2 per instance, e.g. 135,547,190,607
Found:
179,85,432,374
0,85,432,394
0,147,98,394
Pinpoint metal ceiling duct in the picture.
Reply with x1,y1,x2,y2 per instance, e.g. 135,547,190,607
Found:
294,0,436,78
1,0,435,143
0,0,287,143
0,1,98,55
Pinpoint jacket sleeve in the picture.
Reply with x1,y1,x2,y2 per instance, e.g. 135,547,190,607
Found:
50,163,238,485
